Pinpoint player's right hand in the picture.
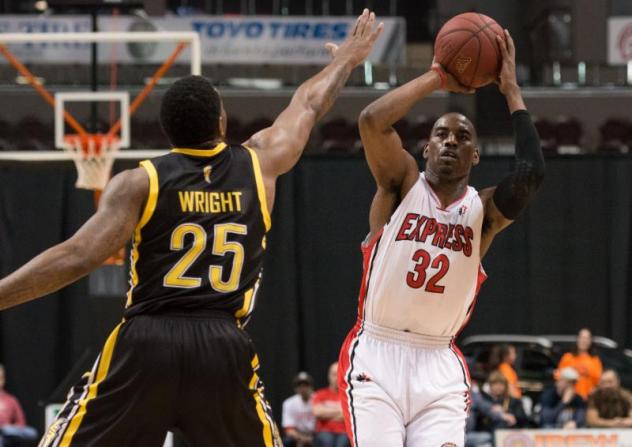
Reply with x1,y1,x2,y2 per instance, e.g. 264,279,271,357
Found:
430,58,475,94
325,8,384,67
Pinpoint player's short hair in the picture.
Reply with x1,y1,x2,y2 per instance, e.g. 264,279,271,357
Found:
160,75,222,147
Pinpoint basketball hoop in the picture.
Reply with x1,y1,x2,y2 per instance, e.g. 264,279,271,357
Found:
0,32,199,275
62,133,120,191
62,133,125,266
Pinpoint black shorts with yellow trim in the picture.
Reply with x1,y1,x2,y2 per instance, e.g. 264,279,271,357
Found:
40,311,281,447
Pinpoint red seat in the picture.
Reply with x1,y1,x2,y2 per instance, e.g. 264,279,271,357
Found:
533,118,558,154
598,118,631,154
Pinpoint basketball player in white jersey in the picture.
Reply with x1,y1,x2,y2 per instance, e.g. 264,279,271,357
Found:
338,31,545,446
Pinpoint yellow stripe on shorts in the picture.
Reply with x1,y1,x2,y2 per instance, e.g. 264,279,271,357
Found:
250,355,274,447
59,322,123,446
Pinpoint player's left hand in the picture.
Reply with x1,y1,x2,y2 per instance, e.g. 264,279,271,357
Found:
325,9,384,67
496,29,519,95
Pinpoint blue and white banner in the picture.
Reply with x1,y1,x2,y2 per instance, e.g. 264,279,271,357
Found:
0,14,405,65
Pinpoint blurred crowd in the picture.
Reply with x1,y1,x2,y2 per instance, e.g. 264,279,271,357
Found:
282,362,349,447
465,328,632,447
282,329,632,447
0,364,37,447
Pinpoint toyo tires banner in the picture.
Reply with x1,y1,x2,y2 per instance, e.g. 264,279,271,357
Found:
0,14,405,65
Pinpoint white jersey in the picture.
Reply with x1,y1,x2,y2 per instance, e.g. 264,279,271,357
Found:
358,172,487,337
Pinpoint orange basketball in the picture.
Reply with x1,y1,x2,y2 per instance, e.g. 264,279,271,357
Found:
434,12,505,89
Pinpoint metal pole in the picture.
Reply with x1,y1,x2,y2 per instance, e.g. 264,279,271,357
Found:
345,0,352,15
306,0,313,15
90,9,98,133
216,0,223,15
322,0,329,15
390,0,397,16
240,0,247,15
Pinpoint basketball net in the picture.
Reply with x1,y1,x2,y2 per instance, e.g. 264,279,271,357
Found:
62,133,120,191
62,133,124,265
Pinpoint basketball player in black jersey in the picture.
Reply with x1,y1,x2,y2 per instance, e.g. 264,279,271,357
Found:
0,10,383,446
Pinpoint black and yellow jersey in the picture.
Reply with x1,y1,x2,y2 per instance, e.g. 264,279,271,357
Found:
124,142,271,323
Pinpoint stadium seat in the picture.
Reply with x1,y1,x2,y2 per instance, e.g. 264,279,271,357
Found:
554,116,583,155
0,119,15,151
14,116,52,151
533,118,558,154
319,118,360,154
598,118,631,154
407,116,436,155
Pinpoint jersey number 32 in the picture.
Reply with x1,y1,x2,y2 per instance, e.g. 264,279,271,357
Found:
406,249,449,293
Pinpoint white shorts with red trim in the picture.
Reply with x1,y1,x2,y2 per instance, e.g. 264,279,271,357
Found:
338,321,470,447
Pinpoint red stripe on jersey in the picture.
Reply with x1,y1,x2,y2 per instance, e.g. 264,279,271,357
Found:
357,229,384,322
338,322,361,447
449,341,473,414
336,230,384,447
450,342,472,387
455,264,487,338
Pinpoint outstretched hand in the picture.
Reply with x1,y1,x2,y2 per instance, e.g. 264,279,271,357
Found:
430,58,475,94
325,8,384,67
496,29,518,95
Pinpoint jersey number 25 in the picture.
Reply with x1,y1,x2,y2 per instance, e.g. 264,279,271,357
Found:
163,222,247,292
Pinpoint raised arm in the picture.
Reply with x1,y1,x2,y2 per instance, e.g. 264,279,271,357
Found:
0,168,148,310
359,63,472,236
246,9,383,179
359,71,439,195
479,30,545,257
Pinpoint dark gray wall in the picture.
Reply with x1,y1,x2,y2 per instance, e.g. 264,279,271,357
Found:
1,155,631,434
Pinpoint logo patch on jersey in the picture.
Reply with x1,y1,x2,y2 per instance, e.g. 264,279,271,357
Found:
356,372,372,382
203,165,212,184
458,205,468,216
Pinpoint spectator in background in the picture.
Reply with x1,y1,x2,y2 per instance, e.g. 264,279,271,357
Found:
282,372,316,447
0,364,37,446
312,362,349,447
466,380,510,447
557,328,602,399
474,371,528,434
490,344,522,399
540,366,586,428
586,369,632,428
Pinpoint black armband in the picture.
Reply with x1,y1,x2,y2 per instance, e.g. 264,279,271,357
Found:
493,110,545,219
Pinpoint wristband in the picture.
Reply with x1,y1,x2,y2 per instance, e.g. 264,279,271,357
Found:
431,65,447,89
